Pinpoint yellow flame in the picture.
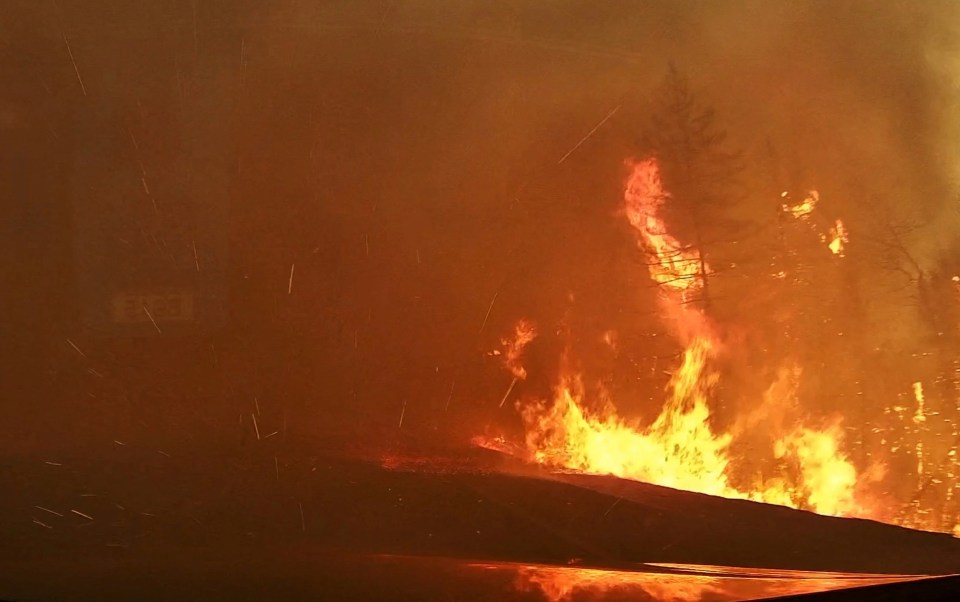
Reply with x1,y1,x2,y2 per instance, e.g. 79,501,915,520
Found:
912,382,926,424
782,191,848,257
773,425,860,516
828,219,848,256
513,564,724,602
782,191,818,220
623,158,705,301
522,337,737,498
519,358,865,516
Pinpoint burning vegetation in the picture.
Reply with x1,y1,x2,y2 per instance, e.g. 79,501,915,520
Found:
476,63,960,535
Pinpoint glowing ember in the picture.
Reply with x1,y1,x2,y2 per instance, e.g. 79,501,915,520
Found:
828,219,849,256
782,190,818,220
913,381,927,489
913,382,926,425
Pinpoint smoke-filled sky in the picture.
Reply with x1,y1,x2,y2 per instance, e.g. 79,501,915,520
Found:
3,0,960,457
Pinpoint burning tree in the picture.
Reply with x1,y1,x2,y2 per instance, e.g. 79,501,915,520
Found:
636,64,744,311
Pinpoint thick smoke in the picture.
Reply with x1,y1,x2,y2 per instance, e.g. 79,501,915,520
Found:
5,0,960,460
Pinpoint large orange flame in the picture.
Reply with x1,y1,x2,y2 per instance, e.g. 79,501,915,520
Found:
624,158,706,301
521,337,737,498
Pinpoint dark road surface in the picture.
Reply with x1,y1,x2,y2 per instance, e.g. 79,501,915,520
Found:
3,446,960,600
4,551,956,602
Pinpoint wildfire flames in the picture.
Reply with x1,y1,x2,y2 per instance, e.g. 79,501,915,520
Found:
477,158,891,524
470,155,960,536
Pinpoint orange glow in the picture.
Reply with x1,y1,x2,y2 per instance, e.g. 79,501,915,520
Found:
514,565,723,602
503,562,917,602
912,381,926,425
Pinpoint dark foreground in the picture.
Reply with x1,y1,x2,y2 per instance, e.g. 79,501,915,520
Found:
2,445,960,600
4,551,959,602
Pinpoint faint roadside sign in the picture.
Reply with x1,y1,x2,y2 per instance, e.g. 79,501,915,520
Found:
111,289,195,324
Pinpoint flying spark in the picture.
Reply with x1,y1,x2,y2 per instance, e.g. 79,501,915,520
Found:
499,377,518,408
557,105,621,164
601,497,623,518
445,378,456,411
66,338,87,358
478,291,500,335
34,506,63,517
62,33,86,96
142,304,162,333
240,38,246,82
